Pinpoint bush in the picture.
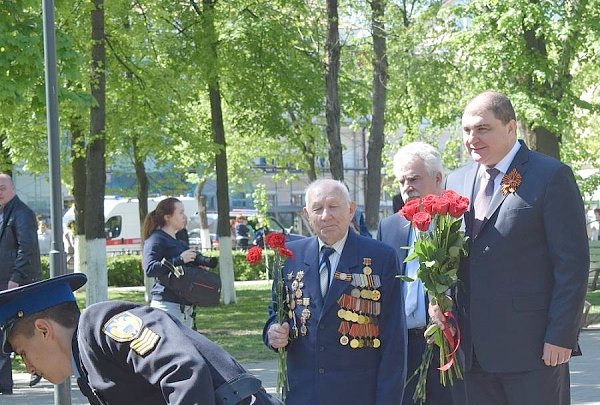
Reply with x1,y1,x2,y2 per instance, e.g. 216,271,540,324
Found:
39,250,272,287
40,255,144,287
108,255,144,286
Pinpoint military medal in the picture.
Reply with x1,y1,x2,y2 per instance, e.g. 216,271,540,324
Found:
362,258,372,275
301,307,311,320
338,321,350,346
300,318,308,336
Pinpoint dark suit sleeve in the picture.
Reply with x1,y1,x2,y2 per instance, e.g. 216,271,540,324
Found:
542,165,589,349
375,250,407,404
11,207,40,284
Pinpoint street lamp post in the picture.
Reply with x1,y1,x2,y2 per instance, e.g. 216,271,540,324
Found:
41,0,71,403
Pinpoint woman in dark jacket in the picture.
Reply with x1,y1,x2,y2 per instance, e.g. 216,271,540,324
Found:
142,197,217,328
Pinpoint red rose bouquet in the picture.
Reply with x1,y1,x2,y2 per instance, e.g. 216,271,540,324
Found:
399,190,469,404
246,232,293,400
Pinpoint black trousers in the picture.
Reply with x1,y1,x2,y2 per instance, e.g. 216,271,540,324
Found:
466,351,570,405
0,348,12,392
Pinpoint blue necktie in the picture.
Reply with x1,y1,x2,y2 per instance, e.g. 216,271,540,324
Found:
319,246,335,298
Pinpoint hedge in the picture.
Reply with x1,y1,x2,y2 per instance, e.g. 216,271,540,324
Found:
40,250,274,287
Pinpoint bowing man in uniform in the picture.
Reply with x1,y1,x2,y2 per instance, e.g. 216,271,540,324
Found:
264,179,407,404
0,274,282,405
432,91,589,405
377,142,464,404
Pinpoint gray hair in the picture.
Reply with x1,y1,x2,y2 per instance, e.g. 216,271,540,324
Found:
305,179,351,206
393,142,444,180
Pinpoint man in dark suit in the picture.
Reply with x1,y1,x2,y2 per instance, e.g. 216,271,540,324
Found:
264,179,407,404
433,91,589,404
378,141,463,405
0,172,43,394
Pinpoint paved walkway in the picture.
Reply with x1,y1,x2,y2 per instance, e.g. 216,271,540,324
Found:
3,330,599,404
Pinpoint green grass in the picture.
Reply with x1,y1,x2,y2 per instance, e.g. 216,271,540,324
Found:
586,290,600,314
12,283,276,373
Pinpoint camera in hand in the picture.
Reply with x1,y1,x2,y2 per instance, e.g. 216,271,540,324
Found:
194,253,219,268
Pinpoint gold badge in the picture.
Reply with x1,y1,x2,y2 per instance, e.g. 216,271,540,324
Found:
103,311,160,356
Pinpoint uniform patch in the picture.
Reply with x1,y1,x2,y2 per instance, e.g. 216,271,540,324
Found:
103,311,143,342
102,311,161,356
130,328,160,356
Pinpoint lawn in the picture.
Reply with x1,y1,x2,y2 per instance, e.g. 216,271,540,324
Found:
12,282,276,373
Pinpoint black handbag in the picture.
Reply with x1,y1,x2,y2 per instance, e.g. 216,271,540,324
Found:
160,259,221,307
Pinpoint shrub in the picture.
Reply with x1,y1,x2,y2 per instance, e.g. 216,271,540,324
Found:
39,250,272,287
108,255,144,286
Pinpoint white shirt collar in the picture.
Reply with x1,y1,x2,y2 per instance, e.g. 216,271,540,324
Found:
318,230,349,255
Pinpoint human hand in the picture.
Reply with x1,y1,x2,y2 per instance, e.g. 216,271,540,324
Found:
7,280,19,290
542,343,572,367
426,303,455,341
267,323,290,349
180,249,197,264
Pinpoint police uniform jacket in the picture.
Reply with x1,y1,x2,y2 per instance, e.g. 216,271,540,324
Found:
263,231,407,405
75,301,280,405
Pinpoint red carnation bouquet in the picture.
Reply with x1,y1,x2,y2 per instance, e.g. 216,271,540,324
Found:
246,232,293,400
399,190,469,404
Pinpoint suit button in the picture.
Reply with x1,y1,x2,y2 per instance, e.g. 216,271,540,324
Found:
319,324,325,330
318,368,325,374
319,346,324,352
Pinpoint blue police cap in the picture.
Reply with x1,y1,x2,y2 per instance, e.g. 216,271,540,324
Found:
0,274,87,353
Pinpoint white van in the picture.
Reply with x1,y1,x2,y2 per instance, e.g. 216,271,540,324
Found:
63,196,202,254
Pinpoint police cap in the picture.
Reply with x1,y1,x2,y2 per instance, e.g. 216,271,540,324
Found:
0,274,87,353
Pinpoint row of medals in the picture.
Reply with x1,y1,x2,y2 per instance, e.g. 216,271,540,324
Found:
286,270,309,339
284,258,383,349
336,258,382,349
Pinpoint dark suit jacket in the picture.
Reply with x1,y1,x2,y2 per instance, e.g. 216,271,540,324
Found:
263,230,407,405
446,141,589,373
0,195,42,289
377,213,411,267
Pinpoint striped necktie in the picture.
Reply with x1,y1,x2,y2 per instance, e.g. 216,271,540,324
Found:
319,246,336,298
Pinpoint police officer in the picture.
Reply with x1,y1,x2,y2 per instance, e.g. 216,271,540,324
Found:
0,274,282,405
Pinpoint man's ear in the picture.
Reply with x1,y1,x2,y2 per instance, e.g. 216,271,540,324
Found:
33,318,52,339
349,201,357,217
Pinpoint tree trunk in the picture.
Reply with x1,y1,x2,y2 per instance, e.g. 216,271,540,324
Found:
87,0,108,305
325,0,343,180
194,182,212,251
365,0,388,232
132,135,152,302
203,0,235,304
70,117,87,276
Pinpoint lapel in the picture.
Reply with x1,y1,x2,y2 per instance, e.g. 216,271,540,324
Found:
302,237,324,308
401,222,412,276
320,231,360,317
0,197,16,241
479,141,530,236
462,163,479,234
